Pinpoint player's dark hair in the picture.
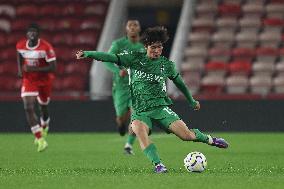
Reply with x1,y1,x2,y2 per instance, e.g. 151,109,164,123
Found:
27,23,40,33
140,26,169,46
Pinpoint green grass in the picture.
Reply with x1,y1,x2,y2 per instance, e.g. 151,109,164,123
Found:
0,133,283,189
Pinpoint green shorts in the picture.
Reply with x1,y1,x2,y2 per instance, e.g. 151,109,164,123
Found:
112,88,131,116
131,106,180,133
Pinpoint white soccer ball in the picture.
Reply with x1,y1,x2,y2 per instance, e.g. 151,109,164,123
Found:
184,151,207,172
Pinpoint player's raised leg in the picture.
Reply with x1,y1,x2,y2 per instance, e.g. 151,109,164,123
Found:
169,120,229,148
131,120,167,173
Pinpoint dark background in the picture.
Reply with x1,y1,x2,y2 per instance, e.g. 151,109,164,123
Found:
1,100,283,132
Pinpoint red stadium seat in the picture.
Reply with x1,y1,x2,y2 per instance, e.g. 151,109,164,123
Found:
232,48,255,62
229,61,251,76
218,3,241,17
11,19,30,31
52,33,74,46
62,4,85,16
0,34,6,47
205,61,228,76
64,63,89,76
0,76,21,91
39,5,61,17
16,5,38,17
6,32,24,46
256,47,279,63
0,48,16,61
61,76,86,91
0,61,18,75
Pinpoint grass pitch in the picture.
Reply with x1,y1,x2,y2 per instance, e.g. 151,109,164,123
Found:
0,133,283,189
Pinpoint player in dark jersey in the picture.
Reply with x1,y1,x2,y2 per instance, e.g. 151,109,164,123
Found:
76,26,229,173
103,20,145,155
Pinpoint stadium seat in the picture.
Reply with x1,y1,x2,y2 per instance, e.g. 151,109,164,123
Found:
10,19,31,32
0,33,6,47
235,32,258,48
61,76,86,91
232,48,255,62
228,61,251,76
80,18,103,30
273,75,284,93
256,47,279,63
201,75,225,94
250,75,272,94
208,47,231,62
0,5,16,18
39,5,61,17
84,3,108,16
0,19,11,32
242,3,264,18
0,48,16,61
216,17,238,33
64,63,89,76
275,61,284,75
252,61,275,76
181,60,204,73
239,17,261,33
263,18,284,33
259,31,281,48
61,4,85,16
280,48,284,61
6,32,23,46
0,61,17,75
211,31,234,48
184,47,207,63
16,5,38,17
266,3,284,18
195,3,218,18
191,18,215,33
38,18,57,32
226,75,249,94
182,72,201,95
52,33,74,46
187,32,210,48
0,76,21,91
74,31,98,46
205,61,228,76
218,3,241,18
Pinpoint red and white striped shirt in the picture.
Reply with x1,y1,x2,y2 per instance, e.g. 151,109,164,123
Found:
16,38,56,83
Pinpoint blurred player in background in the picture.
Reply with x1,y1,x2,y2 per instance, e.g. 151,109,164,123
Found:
103,20,145,155
76,26,229,173
16,23,56,152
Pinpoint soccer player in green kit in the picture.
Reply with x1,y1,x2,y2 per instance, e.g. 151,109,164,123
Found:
103,20,145,155
76,26,229,173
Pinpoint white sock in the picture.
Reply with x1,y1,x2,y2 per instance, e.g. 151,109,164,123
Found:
207,135,213,144
124,143,132,149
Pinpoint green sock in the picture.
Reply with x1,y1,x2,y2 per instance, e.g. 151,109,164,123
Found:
127,134,136,145
143,143,161,165
192,129,209,143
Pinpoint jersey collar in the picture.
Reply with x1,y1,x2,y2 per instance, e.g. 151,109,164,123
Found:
26,39,40,50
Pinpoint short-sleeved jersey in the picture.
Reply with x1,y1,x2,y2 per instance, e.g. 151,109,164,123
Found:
104,37,145,90
16,38,56,84
117,51,179,113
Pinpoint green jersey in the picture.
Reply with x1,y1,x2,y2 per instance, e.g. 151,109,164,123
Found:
83,51,196,113
103,37,145,90
117,51,179,113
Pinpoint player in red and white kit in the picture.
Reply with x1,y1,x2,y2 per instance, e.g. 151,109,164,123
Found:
16,23,56,152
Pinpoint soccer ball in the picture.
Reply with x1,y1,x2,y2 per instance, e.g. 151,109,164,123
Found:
184,151,207,172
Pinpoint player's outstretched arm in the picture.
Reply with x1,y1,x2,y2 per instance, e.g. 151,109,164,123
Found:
76,50,119,63
171,74,200,111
